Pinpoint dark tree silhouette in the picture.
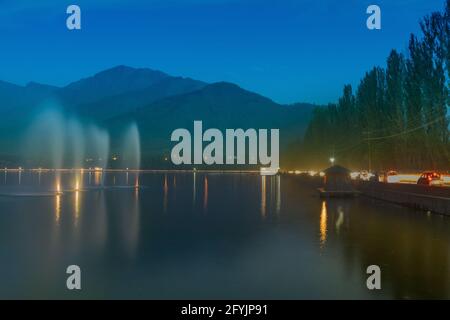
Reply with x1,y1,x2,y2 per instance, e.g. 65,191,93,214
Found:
300,0,450,171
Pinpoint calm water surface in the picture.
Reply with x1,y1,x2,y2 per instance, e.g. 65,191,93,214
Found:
0,171,449,299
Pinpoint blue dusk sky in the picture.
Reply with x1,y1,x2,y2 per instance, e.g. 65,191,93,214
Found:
0,0,446,104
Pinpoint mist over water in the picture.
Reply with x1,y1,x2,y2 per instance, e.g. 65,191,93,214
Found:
66,118,85,169
23,107,141,171
86,125,110,170
119,123,141,170
24,109,65,169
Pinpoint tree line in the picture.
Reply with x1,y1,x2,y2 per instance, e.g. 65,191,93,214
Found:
300,1,450,171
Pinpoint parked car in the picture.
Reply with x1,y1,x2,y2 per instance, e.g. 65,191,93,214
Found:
369,172,379,182
417,172,443,186
386,170,399,183
359,170,370,181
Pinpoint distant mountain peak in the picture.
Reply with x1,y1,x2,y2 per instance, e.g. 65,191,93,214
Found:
106,65,133,71
60,65,172,105
25,81,59,91
207,81,241,89
0,66,316,163
93,65,168,78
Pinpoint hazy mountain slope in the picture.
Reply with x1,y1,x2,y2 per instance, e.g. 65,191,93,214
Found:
57,65,170,106
0,66,205,136
73,76,206,120
107,82,315,159
0,80,59,126
0,80,58,110
0,67,315,167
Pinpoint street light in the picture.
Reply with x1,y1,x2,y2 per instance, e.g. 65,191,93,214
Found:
329,157,335,165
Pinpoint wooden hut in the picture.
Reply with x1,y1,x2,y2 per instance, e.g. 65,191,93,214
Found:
318,165,357,197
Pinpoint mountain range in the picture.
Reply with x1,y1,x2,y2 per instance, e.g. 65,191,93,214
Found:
0,66,316,167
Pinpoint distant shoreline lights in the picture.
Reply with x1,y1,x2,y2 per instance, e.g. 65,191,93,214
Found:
170,121,279,175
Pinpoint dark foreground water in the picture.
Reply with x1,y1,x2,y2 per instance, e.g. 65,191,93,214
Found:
0,171,449,299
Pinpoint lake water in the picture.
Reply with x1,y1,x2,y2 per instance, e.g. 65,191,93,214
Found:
0,171,449,299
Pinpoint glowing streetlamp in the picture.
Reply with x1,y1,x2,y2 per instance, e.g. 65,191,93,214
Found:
329,157,335,165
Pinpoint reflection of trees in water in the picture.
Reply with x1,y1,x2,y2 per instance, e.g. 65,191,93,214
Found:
247,177,449,298
326,199,450,299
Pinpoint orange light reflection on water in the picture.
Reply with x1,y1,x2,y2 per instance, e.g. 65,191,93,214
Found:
320,201,328,247
261,176,266,218
203,176,208,212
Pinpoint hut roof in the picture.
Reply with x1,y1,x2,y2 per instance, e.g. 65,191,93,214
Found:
323,165,351,175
